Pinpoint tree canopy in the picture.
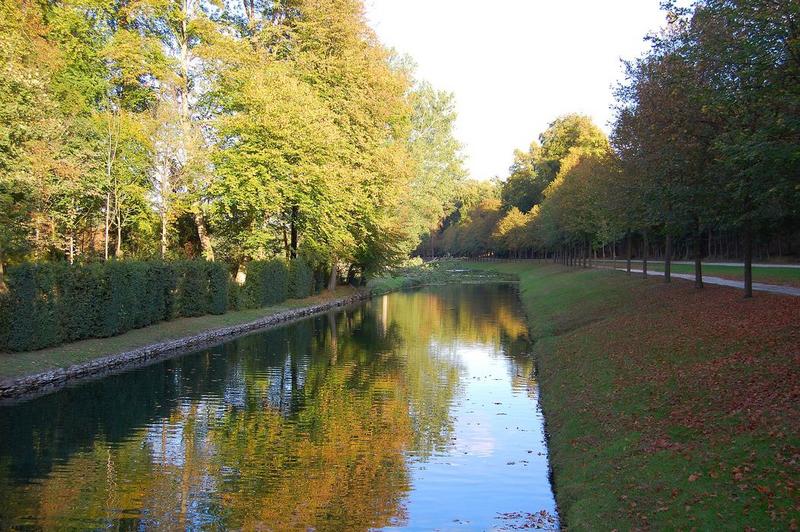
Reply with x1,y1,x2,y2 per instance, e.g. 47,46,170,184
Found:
0,0,466,284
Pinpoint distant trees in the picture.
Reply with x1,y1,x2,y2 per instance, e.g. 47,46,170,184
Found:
424,0,799,298
0,0,466,287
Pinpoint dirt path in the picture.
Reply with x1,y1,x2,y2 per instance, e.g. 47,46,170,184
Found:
619,268,800,297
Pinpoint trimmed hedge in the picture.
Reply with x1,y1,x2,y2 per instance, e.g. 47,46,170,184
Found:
241,259,288,308
0,256,322,353
288,257,314,299
0,291,8,350
1,260,229,352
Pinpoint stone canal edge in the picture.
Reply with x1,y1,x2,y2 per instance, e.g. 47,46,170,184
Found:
0,291,372,402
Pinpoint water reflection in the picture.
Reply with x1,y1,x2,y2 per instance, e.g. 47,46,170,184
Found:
0,284,556,529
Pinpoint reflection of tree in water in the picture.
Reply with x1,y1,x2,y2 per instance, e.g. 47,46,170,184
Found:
0,284,535,528
379,283,539,451
0,307,416,529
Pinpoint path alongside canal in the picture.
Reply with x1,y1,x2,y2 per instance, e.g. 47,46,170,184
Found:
617,268,800,296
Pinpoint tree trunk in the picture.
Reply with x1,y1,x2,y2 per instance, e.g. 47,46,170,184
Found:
290,205,298,259
626,231,632,274
693,221,703,289
328,260,338,292
585,241,590,268
743,226,753,299
194,210,214,261
115,215,123,258
161,211,168,259
282,227,290,258
642,230,648,278
664,233,672,283
0,248,5,292
234,262,247,285
612,240,617,270
104,192,110,261
583,240,588,268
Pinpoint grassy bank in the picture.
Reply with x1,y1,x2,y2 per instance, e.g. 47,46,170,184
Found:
594,260,800,287
366,259,515,295
462,261,799,530
0,287,357,380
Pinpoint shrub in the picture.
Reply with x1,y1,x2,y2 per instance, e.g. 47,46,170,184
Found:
60,262,105,341
175,260,210,317
288,257,313,299
241,259,289,308
0,290,10,351
207,262,229,315
1,259,231,352
313,267,328,294
227,278,243,311
262,259,288,305
6,263,60,351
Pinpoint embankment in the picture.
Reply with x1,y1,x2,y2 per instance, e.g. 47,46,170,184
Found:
465,261,799,530
0,288,368,401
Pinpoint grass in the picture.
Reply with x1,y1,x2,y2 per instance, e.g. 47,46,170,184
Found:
0,287,357,380
595,259,800,287
366,258,514,295
459,261,799,530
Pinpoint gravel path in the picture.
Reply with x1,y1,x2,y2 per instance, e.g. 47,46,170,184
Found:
620,268,800,297
594,260,800,269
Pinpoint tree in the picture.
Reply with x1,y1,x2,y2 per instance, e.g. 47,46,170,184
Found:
500,114,608,216
406,81,467,240
689,0,800,297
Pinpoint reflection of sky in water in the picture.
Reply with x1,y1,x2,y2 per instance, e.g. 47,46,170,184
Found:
392,340,555,530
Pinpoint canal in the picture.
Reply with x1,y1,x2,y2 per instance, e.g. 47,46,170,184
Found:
0,284,557,530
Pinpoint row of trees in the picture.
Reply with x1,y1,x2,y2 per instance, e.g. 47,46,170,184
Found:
0,0,466,284
424,0,799,298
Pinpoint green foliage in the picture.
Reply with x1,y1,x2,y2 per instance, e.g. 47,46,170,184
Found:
175,260,210,318
227,279,244,312
406,81,467,238
207,262,229,315
0,290,8,350
288,258,314,299
6,264,60,351
0,260,230,352
241,259,290,309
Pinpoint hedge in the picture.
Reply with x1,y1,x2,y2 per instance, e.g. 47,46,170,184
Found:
288,257,314,299
241,259,288,308
1,260,229,352
0,257,320,353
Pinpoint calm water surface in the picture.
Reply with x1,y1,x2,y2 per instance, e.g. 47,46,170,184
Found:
0,284,557,530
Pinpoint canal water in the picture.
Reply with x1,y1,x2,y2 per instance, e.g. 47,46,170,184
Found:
0,284,557,530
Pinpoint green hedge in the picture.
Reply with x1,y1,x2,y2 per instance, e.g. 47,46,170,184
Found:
0,290,9,350
288,257,314,299
241,259,288,308
0,256,325,353
1,260,229,352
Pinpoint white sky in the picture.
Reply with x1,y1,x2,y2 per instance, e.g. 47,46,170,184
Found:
365,0,668,180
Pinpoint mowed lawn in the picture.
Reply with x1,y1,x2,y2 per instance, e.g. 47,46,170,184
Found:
0,287,357,380
595,260,800,287
464,261,799,530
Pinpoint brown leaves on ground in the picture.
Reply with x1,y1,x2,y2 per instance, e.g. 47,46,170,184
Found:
544,278,800,528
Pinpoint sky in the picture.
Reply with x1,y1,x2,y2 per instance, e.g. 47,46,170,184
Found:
365,0,669,180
